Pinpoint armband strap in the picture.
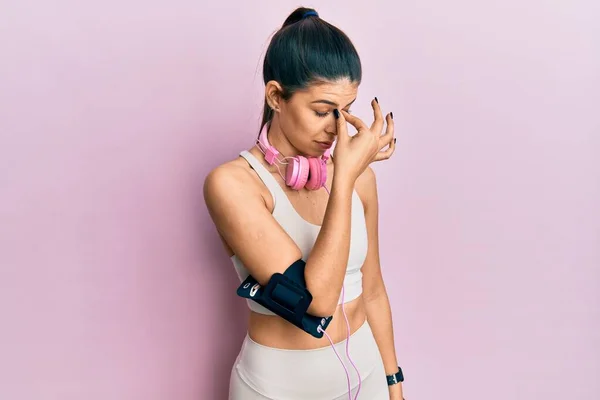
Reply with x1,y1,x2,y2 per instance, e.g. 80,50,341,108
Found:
236,259,333,338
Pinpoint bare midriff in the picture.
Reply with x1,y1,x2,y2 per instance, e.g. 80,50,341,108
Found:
247,295,367,350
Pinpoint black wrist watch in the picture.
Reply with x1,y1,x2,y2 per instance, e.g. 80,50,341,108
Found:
386,366,404,386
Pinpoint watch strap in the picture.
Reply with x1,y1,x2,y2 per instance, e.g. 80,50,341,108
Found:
386,366,404,386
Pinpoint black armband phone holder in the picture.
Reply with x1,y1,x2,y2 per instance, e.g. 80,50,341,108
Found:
236,259,333,338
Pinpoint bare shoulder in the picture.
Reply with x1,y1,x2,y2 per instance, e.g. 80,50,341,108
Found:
203,156,260,205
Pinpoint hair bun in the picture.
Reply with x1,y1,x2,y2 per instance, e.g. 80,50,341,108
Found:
302,10,319,18
282,7,319,28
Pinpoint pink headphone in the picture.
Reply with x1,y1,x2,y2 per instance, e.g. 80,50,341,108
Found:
256,124,331,191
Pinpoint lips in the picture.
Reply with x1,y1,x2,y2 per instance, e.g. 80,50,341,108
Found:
316,141,333,148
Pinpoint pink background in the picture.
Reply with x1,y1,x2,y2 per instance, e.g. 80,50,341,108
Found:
1,1,598,399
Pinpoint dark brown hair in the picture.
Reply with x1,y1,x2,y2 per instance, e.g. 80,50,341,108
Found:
259,7,362,136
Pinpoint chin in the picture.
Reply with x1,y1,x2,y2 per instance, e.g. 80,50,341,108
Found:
307,149,327,158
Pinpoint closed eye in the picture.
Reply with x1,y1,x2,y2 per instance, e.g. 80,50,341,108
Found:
315,109,352,118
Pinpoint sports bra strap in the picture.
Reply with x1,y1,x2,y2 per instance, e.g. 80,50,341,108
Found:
239,150,284,202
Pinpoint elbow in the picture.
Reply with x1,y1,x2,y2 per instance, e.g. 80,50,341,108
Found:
305,274,337,317
308,298,337,318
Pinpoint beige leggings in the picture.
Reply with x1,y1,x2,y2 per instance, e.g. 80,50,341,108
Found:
228,320,389,400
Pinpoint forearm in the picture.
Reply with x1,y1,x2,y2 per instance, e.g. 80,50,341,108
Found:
365,288,400,373
365,289,405,398
305,174,354,316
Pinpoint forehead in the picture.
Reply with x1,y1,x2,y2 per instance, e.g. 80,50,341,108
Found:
298,78,359,104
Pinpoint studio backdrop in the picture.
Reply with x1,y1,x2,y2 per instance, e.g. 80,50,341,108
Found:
1,1,598,399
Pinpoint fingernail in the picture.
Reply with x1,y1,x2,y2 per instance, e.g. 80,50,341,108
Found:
333,109,340,119
374,97,378,103
390,112,394,119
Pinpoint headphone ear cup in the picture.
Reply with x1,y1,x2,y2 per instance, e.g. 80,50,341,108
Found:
286,156,310,190
305,157,327,190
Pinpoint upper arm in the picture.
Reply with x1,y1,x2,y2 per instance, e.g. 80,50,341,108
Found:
355,166,387,301
203,164,303,286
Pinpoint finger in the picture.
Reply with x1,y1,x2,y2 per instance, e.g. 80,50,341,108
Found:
378,112,394,151
374,114,396,161
373,136,396,162
369,97,385,135
340,109,369,133
334,108,349,142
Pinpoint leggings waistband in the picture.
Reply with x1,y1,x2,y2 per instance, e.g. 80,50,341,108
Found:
234,320,382,399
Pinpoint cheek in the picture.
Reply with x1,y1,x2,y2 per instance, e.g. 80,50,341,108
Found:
285,107,321,134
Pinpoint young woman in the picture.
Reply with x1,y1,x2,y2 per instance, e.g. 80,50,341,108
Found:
204,7,405,400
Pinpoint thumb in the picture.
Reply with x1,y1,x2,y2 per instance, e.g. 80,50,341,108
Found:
334,109,349,143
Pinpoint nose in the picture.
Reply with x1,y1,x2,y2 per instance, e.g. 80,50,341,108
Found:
326,115,338,136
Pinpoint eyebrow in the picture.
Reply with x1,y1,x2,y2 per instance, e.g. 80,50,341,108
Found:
311,97,357,108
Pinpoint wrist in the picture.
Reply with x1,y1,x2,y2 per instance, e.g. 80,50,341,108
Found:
386,365,404,386
331,173,355,194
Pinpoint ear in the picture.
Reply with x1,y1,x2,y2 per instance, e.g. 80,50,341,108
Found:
265,80,284,112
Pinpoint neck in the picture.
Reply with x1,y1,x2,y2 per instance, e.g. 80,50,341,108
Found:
264,116,302,159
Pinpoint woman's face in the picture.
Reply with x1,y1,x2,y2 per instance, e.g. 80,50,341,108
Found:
269,78,359,158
